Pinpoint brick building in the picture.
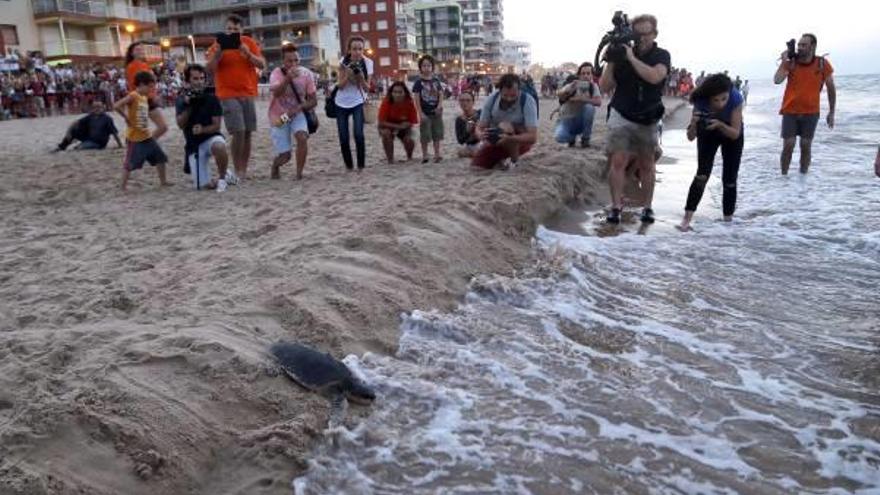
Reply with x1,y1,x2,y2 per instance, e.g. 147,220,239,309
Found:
337,0,416,80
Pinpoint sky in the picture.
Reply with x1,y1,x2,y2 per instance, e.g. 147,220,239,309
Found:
503,0,880,79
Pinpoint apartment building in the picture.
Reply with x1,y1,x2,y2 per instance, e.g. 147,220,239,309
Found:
500,39,529,74
337,0,416,79
481,0,502,67
147,0,340,72
458,0,483,72
412,1,462,73
1,0,158,61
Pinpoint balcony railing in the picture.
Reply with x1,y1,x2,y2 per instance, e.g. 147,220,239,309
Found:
42,39,120,57
32,0,157,23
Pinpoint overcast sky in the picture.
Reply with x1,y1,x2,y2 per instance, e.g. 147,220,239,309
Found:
504,0,880,79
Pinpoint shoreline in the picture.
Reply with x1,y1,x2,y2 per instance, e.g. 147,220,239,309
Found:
1,99,609,493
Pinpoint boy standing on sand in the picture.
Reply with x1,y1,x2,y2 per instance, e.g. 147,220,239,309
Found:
412,55,445,163
114,71,169,191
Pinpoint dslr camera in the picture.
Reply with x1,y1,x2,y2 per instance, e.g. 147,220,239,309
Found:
785,38,797,61
182,87,204,102
595,11,640,69
486,127,503,145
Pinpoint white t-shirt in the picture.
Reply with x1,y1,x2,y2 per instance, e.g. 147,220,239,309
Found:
334,57,374,109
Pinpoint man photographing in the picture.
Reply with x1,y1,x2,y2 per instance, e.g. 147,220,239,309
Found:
175,64,229,191
599,13,670,224
774,33,836,175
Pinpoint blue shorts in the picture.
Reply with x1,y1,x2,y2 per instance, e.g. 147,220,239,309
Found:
270,112,309,154
124,139,167,171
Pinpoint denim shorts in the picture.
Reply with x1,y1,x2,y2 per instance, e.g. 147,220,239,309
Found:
270,112,308,154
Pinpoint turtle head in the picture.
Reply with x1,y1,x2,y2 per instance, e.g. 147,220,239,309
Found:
343,377,376,405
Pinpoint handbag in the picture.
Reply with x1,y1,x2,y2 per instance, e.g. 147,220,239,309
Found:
289,77,319,134
359,86,376,125
324,86,338,119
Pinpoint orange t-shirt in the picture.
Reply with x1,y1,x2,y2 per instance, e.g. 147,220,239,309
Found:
378,98,419,125
206,36,262,99
780,57,833,115
126,60,157,99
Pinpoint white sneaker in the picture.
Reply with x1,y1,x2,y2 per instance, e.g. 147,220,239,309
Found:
224,171,239,186
216,179,228,193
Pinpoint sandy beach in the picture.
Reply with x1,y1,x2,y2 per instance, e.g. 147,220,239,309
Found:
0,93,656,494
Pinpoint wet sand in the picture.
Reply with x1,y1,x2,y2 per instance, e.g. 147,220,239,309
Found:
1,97,611,494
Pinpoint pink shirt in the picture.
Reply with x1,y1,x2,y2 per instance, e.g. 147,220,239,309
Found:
268,66,316,123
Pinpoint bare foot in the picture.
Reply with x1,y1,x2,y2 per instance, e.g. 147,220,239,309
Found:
676,223,692,232
271,163,281,179
434,155,443,163
295,173,303,180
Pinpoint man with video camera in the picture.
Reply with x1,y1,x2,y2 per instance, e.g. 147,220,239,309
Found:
774,33,836,175
598,13,671,224
176,64,229,192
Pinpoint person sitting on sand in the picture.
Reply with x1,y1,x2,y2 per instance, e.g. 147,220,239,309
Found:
679,74,744,231
377,81,418,164
454,90,481,158
268,43,317,181
176,64,229,191
554,62,601,148
472,74,538,171
53,100,122,151
114,70,169,191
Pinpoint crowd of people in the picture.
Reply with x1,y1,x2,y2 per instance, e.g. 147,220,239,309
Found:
39,12,850,229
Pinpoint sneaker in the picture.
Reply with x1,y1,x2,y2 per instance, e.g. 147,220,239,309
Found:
216,179,228,193
640,208,655,224
224,170,239,186
606,207,621,224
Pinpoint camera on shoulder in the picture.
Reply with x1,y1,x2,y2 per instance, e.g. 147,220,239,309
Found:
785,39,797,61
594,11,640,71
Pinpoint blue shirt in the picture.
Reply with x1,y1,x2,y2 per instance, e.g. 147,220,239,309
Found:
695,88,743,125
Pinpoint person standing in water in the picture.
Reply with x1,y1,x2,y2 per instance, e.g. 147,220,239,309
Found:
678,74,744,231
774,33,836,175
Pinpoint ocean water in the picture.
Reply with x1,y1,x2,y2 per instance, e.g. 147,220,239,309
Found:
293,75,880,494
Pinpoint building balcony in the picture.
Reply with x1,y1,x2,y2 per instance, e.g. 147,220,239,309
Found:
42,39,122,58
32,0,158,25
251,11,328,29
157,0,311,17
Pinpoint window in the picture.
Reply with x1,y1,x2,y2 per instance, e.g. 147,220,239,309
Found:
375,2,387,12
0,25,19,46
349,5,357,14
380,56,391,66
376,19,388,30
351,23,359,32
359,3,368,13
360,21,369,31
378,38,389,48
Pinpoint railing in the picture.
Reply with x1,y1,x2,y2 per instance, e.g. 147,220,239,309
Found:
42,39,120,57
108,3,158,23
32,0,157,23
33,0,108,17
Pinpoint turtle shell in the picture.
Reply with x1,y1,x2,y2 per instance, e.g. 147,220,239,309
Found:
270,342,352,392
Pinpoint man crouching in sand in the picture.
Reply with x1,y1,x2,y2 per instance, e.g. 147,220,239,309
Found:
472,74,538,171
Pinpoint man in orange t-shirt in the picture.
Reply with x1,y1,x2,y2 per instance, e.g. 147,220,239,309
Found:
773,33,837,175
206,14,266,181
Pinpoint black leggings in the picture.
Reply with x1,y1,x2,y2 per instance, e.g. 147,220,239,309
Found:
685,130,744,217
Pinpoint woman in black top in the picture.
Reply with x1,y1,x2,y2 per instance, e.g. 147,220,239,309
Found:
454,91,481,158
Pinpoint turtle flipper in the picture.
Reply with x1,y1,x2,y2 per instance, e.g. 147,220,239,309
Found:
327,392,349,428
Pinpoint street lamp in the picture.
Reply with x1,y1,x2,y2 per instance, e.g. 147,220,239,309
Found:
187,34,196,63
125,23,135,34
160,38,171,49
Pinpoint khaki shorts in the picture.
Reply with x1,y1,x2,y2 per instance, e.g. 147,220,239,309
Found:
419,113,444,143
605,108,659,156
221,97,257,133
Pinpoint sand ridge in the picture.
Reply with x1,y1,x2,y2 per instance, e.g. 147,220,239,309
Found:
0,97,612,494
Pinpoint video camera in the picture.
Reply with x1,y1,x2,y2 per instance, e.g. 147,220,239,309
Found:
594,11,640,76
182,87,205,101
785,39,797,61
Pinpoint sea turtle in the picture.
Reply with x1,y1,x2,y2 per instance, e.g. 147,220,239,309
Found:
270,342,375,423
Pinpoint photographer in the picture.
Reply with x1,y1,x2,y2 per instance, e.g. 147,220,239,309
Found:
455,90,481,158
334,36,373,172
679,74,744,232
554,62,601,148
774,33,836,175
175,64,229,192
598,13,670,224
472,74,538,170
206,14,266,182
269,43,317,180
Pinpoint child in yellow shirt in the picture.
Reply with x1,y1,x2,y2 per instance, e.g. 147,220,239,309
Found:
113,70,169,190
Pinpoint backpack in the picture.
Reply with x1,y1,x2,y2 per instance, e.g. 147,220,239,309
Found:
521,81,539,115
